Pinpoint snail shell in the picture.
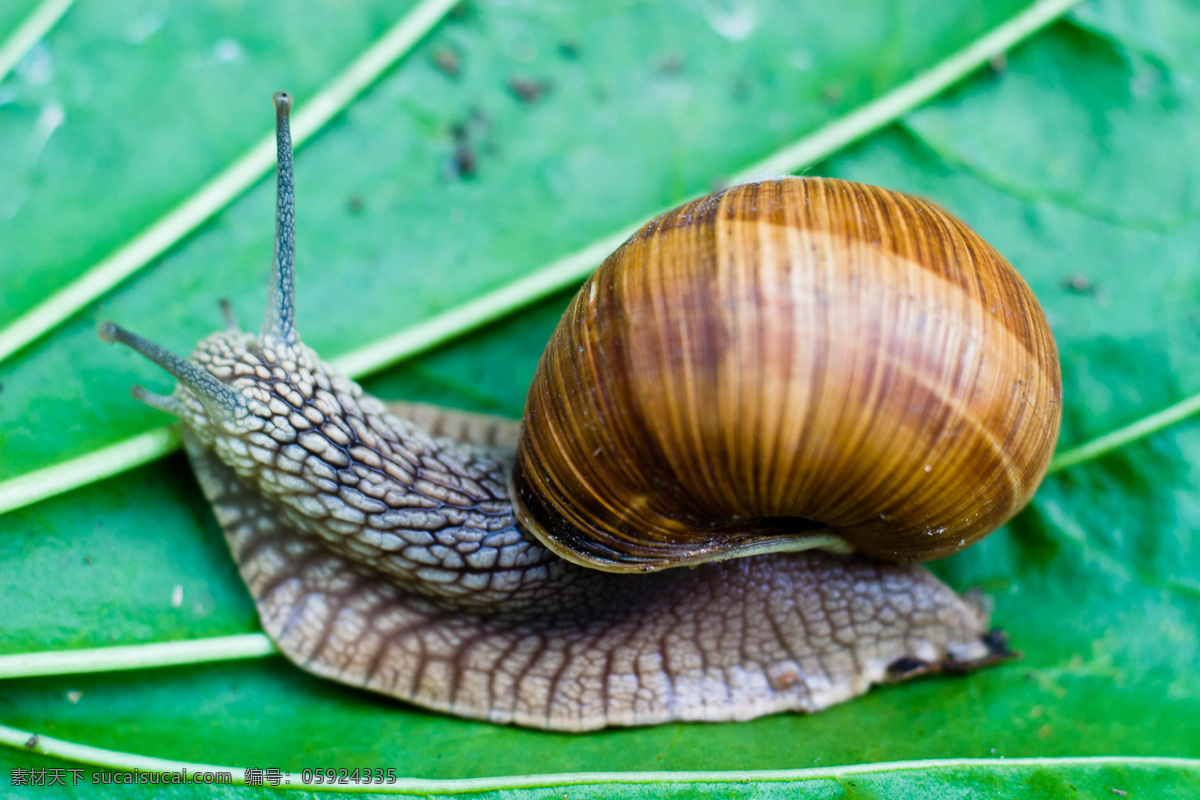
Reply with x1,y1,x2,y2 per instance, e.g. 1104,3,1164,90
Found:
99,93,1059,730
515,178,1061,570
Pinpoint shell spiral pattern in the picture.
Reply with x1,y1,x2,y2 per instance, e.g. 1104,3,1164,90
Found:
515,178,1061,571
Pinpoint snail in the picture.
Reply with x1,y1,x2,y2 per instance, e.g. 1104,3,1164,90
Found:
99,92,1061,731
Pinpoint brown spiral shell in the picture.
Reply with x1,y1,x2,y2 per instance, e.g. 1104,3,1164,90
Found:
512,177,1062,571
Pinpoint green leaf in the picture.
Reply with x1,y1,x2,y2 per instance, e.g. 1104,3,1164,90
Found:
0,731,1197,799
2,0,1199,794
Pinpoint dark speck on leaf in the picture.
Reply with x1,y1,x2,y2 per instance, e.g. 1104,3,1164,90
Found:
821,83,845,104
445,109,492,180
508,77,550,104
453,141,477,178
657,52,685,74
346,195,365,215
558,40,580,59
447,123,478,179
1061,274,1097,295
25,735,38,749
432,47,461,78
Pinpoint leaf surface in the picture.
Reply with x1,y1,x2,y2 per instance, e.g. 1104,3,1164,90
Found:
1,0,1198,794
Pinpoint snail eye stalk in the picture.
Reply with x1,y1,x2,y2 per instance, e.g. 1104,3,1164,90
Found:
260,91,297,348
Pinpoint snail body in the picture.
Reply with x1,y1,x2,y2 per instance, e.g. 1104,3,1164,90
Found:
100,93,1060,731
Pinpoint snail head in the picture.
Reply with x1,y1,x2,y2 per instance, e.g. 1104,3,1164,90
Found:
97,91,326,450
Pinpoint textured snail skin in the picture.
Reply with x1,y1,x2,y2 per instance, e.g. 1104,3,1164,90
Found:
515,178,1061,571
171,331,1001,730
